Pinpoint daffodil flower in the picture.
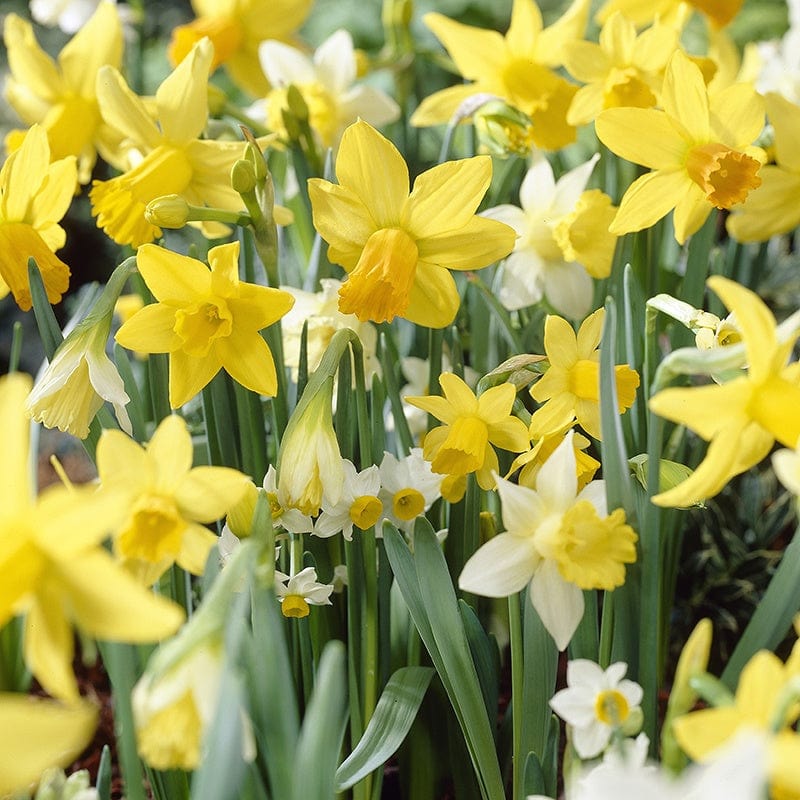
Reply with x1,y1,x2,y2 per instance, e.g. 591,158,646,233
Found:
96,414,252,586
275,567,333,618
595,0,742,29
406,372,530,490
3,3,123,183
307,119,516,327
648,276,800,507
596,50,765,244
530,309,640,440
459,431,637,650
0,125,75,310
260,29,399,148
0,373,185,702
315,460,382,541
115,241,294,408
378,449,442,534
411,0,589,151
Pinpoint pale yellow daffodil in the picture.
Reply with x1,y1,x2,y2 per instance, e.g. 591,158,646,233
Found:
96,414,252,585
91,38,271,248
411,0,588,151
649,276,800,507
727,93,800,242
596,0,742,30
168,0,312,97
115,241,294,408
0,125,75,311
0,373,185,702
406,372,530,490
596,50,765,244
307,120,515,327
0,693,97,797
530,309,640,441
3,3,123,184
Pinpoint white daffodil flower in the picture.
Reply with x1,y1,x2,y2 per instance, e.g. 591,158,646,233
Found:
315,459,382,540
378,449,442,533
275,567,334,618
262,466,314,534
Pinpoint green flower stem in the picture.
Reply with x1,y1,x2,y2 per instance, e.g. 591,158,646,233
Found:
508,591,524,800
377,327,414,454
8,321,23,373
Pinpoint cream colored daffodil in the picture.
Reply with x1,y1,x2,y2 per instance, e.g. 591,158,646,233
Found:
168,0,312,97
260,29,400,148
0,125,75,311
91,38,272,247
596,50,765,244
727,92,800,242
3,3,123,184
0,372,185,702
530,309,640,441
406,372,530,490
459,431,637,650
563,12,678,126
115,241,294,408
96,414,252,585
649,276,800,507
308,120,515,328
482,154,618,320
411,0,589,151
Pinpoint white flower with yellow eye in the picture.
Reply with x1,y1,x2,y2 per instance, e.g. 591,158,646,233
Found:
315,460,382,541
378,449,441,533
274,567,333,618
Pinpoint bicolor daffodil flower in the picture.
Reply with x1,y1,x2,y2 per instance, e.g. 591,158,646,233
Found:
378,449,442,533
459,431,637,650
275,567,334,618
649,276,800,507
115,241,294,408
308,120,516,327
314,460,383,541
596,50,765,244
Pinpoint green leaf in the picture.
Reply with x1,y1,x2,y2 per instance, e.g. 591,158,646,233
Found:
336,666,434,790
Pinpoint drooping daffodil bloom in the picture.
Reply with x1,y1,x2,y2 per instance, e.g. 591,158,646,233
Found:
308,119,516,327
115,241,294,409
596,50,765,244
0,124,75,311
0,373,185,702
260,29,400,149
648,276,800,507
459,431,637,650
482,154,618,319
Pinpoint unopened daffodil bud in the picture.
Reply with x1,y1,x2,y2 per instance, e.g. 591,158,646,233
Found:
144,194,190,228
473,100,535,158
231,158,258,195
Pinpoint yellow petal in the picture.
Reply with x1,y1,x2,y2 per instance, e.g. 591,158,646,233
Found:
403,262,460,329
176,523,218,574
227,284,295,331
476,382,517,423
417,215,517,270
3,15,63,102
672,181,712,244
595,108,687,170
610,169,689,236
710,84,764,149
536,0,589,65
95,66,161,150
671,706,743,760
147,414,193,490
2,124,49,220
440,372,479,413
543,314,579,367
136,244,210,304
749,377,800,448
410,84,483,127
0,538,43,630
767,92,800,172
169,349,222,408
175,466,249,522
726,168,800,242
31,156,79,229
423,12,506,81
506,0,543,54
0,372,33,510
96,428,152,492
216,328,279,397
735,650,784,725
661,50,709,140
115,302,180,354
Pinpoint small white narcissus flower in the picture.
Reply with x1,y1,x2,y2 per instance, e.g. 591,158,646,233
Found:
549,659,643,759
275,567,334,618
315,459,382,541
378,449,442,533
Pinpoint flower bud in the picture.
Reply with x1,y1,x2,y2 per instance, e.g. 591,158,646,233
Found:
144,194,190,228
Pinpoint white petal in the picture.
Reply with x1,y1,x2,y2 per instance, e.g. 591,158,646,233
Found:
259,40,315,88
339,86,401,129
459,533,539,597
552,154,600,216
499,249,545,311
530,559,584,651
482,204,528,238
576,480,607,516
543,261,593,321
520,156,556,213
604,661,629,686
535,431,578,511
314,29,356,94
572,720,612,759
566,658,605,689
495,474,547,537
549,685,597,727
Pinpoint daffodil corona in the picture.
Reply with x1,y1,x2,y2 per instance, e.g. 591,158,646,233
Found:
307,120,516,328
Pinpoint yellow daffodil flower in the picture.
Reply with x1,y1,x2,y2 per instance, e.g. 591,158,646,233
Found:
168,0,312,97
727,93,800,242
3,3,123,184
0,373,185,702
673,648,800,799
563,12,678,126
649,276,800,507
406,372,530,490
459,431,637,650
0,693,97,797
411,0,588,150
90,38,270,248
596,50,765,244
96,414,252,585
596,0,742,30
307,120,515,327
115,241,294,408
0,125,75,311
530,309,640,441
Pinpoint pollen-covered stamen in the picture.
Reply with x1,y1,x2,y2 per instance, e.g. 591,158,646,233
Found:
685,142,762,209
349,495,383,529
338,228,419,324
430,416,488,476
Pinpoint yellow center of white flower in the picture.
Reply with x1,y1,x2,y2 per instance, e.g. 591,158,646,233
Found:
392,488,426,521
349,495,383,529
174,299,233,357
594,688,630,725
282,594,310,618
117,494,184,565
685,143,762,209
430,415,488,476
338,228,419,324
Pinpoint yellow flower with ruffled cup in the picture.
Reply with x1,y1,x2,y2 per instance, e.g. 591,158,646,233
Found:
3,2,123,184
411,0,589,151
307,120,515,327
0,372,185,702
405,372,530,491
649,276,800,508
596,0,742,29
115,241,294,409
596,50,765,245
0,125,75,311
530,309,640,441
96,414,252,586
